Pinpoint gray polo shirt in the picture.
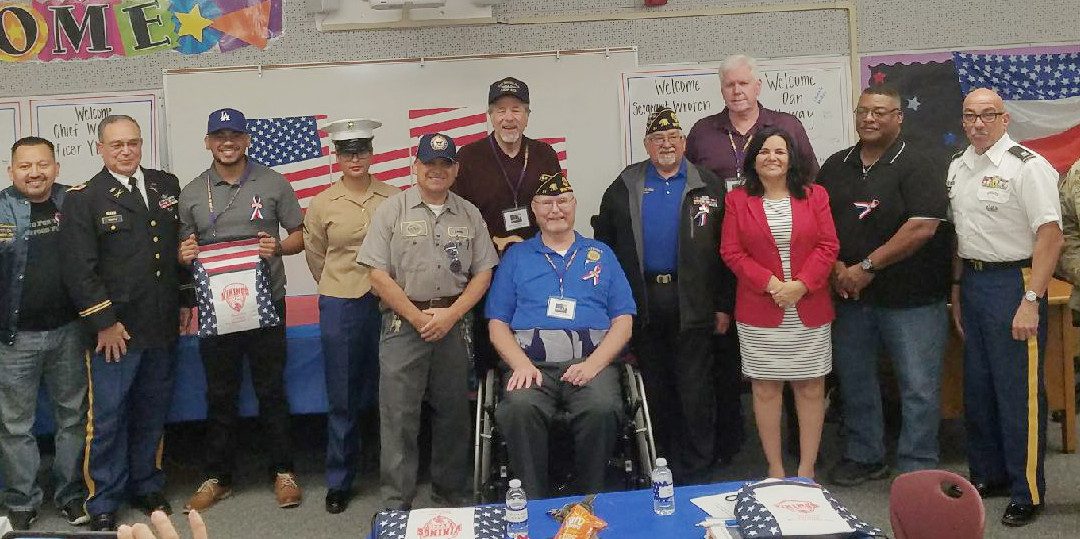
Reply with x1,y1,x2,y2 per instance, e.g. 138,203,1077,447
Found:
178,159,303,300
357,187,498,302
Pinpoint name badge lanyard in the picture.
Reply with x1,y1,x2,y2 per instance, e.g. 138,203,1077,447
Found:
489,134,530,207
206,161,254,238
543,249,579,298
728,131,752,178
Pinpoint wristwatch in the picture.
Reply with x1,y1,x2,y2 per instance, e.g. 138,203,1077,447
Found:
860,257,876,273
1023,290,1039,303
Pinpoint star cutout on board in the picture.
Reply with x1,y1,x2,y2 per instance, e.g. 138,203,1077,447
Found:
943,131,958,146
176,4,214,42
906,95,921,111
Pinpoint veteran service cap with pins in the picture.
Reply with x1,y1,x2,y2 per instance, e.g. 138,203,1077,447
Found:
326,118,381,154
535,172,572,197
645,106,682,135
416,133,457,163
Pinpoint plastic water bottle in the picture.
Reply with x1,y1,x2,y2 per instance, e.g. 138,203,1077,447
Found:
504,478,529,539
652,457,675,515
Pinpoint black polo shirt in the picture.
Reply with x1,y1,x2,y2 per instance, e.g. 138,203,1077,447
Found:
817,138,951,307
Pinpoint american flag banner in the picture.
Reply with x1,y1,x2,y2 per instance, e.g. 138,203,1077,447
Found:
373,506,506,539
734,479,885,538
954,51,1080,173
193,238,281,337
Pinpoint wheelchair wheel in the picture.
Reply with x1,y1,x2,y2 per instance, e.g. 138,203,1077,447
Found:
473,368,497,503
622,363,657,485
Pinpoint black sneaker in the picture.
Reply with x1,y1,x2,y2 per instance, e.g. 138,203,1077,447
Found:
8,509,37,531
828,459,890,487
60,500,90,526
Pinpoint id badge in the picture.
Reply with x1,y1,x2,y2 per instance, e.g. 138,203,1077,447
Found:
502,207,529,231
725,175,744,193
547,296,576,320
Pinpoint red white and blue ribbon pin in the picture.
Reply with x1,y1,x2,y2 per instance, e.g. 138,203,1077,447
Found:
854,199,880,219
250,195,264,220
582,263,601,285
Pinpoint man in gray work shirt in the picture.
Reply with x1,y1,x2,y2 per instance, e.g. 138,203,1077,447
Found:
357,132,498,510
176,108,306,512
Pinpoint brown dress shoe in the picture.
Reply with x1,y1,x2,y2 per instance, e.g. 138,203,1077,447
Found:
274,472,302,508
184,479,232,513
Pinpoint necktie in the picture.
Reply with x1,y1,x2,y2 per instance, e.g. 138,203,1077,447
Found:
128,177,147,209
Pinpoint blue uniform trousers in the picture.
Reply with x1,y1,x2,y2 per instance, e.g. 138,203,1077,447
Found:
320,294,380,492
84,346,175,516
960,265,1047,505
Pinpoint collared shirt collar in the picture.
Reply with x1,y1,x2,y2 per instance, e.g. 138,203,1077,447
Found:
842,138,907,169
208,158,254,186
646,158,688,182
719,102,770,133
108,166,144,186
405,186,461,215
962,133,1014,169
534,231,584,255
325,178,386,205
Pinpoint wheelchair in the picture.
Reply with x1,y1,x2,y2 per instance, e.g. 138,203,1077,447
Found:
472,361,657,503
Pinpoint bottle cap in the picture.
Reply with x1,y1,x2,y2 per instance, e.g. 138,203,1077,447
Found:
656,457,667,467
509,478,522,488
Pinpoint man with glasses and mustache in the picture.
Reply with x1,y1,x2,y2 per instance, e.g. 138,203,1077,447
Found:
59,115,193,531
176,108,305,513
947,88,1062,527
594,107,733,485
486,172,635,498
816,87,951,487
357,133,498,510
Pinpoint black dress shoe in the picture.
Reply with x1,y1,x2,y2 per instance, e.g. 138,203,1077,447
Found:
131,491,173,516
1001,502,1042,527
325,489,350,514
90,513,117,532
973,481,1009,498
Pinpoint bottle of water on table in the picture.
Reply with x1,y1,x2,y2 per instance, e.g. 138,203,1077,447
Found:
652,457,675,515
505,478,529,539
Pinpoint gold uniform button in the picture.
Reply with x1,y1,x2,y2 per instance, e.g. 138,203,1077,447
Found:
150,220,157,226
110,225,117,231
155,270,161,277
152,236,159,242
155,253,161,259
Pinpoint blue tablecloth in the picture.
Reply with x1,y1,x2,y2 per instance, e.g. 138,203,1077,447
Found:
35,324,328,433
370,481,749,538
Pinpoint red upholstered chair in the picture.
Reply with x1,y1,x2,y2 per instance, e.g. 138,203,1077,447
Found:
889,470,985,539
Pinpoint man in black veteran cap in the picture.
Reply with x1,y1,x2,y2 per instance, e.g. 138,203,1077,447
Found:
595,106,735,485
304,118,398,514
357,133,498,510
485,172,635,498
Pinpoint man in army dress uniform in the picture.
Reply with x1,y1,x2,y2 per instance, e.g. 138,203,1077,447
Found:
59,115,193,531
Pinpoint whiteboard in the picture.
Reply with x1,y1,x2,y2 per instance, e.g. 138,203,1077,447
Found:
620,56,854,166
20,91,165,187
163,48,639,297
0,101,20,176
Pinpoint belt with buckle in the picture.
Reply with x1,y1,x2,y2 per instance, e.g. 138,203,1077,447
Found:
645,272,676,285
963,258,1032,271
410,294,461,310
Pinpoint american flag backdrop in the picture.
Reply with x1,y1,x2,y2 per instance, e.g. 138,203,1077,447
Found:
246,109,569,209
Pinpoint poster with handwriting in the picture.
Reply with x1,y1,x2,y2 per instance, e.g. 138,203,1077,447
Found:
620,56,853,167
28,92,162,186
0,103,21,182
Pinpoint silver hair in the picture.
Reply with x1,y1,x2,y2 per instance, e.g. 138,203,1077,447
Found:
719,54,759,82
96,115,139,141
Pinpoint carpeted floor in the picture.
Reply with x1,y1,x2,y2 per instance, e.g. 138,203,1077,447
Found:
18,398,1080,538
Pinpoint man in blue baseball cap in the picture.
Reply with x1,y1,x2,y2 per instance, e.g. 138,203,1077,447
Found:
357,133,498,510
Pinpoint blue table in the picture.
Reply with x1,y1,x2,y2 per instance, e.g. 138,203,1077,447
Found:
370,481,748,538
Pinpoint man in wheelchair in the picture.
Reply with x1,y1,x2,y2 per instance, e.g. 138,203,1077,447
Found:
483,172,637,499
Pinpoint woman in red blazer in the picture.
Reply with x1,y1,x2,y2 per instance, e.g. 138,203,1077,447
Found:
720,126,839,480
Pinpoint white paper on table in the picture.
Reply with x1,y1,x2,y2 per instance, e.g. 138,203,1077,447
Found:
705,524,743,539
691,490,740,519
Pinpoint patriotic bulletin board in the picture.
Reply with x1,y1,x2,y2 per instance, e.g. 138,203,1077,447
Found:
0,90,163,187
163,48,639,297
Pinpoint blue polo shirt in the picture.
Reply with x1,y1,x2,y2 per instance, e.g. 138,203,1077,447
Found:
641,159,687,273
485,232,636,330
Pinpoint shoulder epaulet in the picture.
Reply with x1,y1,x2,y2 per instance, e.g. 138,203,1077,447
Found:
951,148,965,160
1008,145,1036,162
66,183,87,192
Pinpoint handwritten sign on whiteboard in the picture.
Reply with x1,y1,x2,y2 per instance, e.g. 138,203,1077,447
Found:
621,56,853,168
27,91,162,186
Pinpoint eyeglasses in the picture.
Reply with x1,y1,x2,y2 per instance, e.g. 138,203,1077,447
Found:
338,153,371,162
853,108,900,119
534,196,576,211
104,140,142,152
444,242,462,273
961,111,1006,124
646,133,684,145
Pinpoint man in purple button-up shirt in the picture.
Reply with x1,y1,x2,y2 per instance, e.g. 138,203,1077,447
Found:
686,54,819,187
